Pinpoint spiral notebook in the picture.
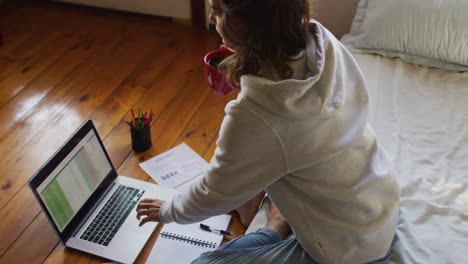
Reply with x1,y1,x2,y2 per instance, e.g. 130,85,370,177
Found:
146,214,231,264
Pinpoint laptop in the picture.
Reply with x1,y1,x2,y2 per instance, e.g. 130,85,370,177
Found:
29,119,176,264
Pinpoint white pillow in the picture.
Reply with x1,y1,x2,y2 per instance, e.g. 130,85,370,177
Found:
341,0,468,71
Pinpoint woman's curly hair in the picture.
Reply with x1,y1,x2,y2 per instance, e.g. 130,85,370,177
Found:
219,0,313,87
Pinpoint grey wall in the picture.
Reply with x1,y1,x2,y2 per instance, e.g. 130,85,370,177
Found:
312,0,360,39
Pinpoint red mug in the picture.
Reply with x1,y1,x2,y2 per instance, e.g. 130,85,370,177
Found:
204,46,235,95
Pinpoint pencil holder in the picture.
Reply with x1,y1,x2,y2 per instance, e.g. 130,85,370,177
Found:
130,120,152,152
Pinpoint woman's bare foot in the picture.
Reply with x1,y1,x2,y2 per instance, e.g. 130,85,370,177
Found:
235,192,265,228
266,199,292,239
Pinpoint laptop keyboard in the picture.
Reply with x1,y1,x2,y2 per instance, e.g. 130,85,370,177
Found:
80,185,145,246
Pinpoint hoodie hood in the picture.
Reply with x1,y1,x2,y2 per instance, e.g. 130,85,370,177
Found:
239,20,347,119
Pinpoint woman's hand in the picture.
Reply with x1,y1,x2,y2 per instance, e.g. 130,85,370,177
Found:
136,198,166,226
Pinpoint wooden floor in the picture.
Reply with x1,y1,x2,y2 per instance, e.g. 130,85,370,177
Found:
0,1,245,263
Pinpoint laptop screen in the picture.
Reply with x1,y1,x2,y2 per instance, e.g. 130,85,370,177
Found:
36,129,112,231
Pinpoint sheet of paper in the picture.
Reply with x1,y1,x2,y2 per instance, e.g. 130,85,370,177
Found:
145,214,231,264
139,143,209,190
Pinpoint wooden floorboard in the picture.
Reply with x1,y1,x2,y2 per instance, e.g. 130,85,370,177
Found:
0,6,87,104
0,4,58,57
0,8,120,138
0,0,245,263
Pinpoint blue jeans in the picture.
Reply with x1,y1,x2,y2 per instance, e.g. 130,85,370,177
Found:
192,228,394,264
192,228,315,264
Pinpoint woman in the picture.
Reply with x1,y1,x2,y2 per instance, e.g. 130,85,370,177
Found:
136,0,400,263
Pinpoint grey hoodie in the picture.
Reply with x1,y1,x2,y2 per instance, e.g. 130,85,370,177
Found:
160,20,400,264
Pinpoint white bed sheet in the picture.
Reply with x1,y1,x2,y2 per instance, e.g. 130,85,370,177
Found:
245,54,468,263
354,53,468,263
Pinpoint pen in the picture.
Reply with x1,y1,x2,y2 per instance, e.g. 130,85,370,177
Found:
148,110,153,126
200,223,232,236
137,107,142,128
131,108,136,127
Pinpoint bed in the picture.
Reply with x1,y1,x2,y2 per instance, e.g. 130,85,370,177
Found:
247,0,468,263
340,1,468,261
352,52,468,263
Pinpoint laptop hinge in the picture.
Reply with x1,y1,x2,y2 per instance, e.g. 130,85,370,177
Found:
71,181,117,238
